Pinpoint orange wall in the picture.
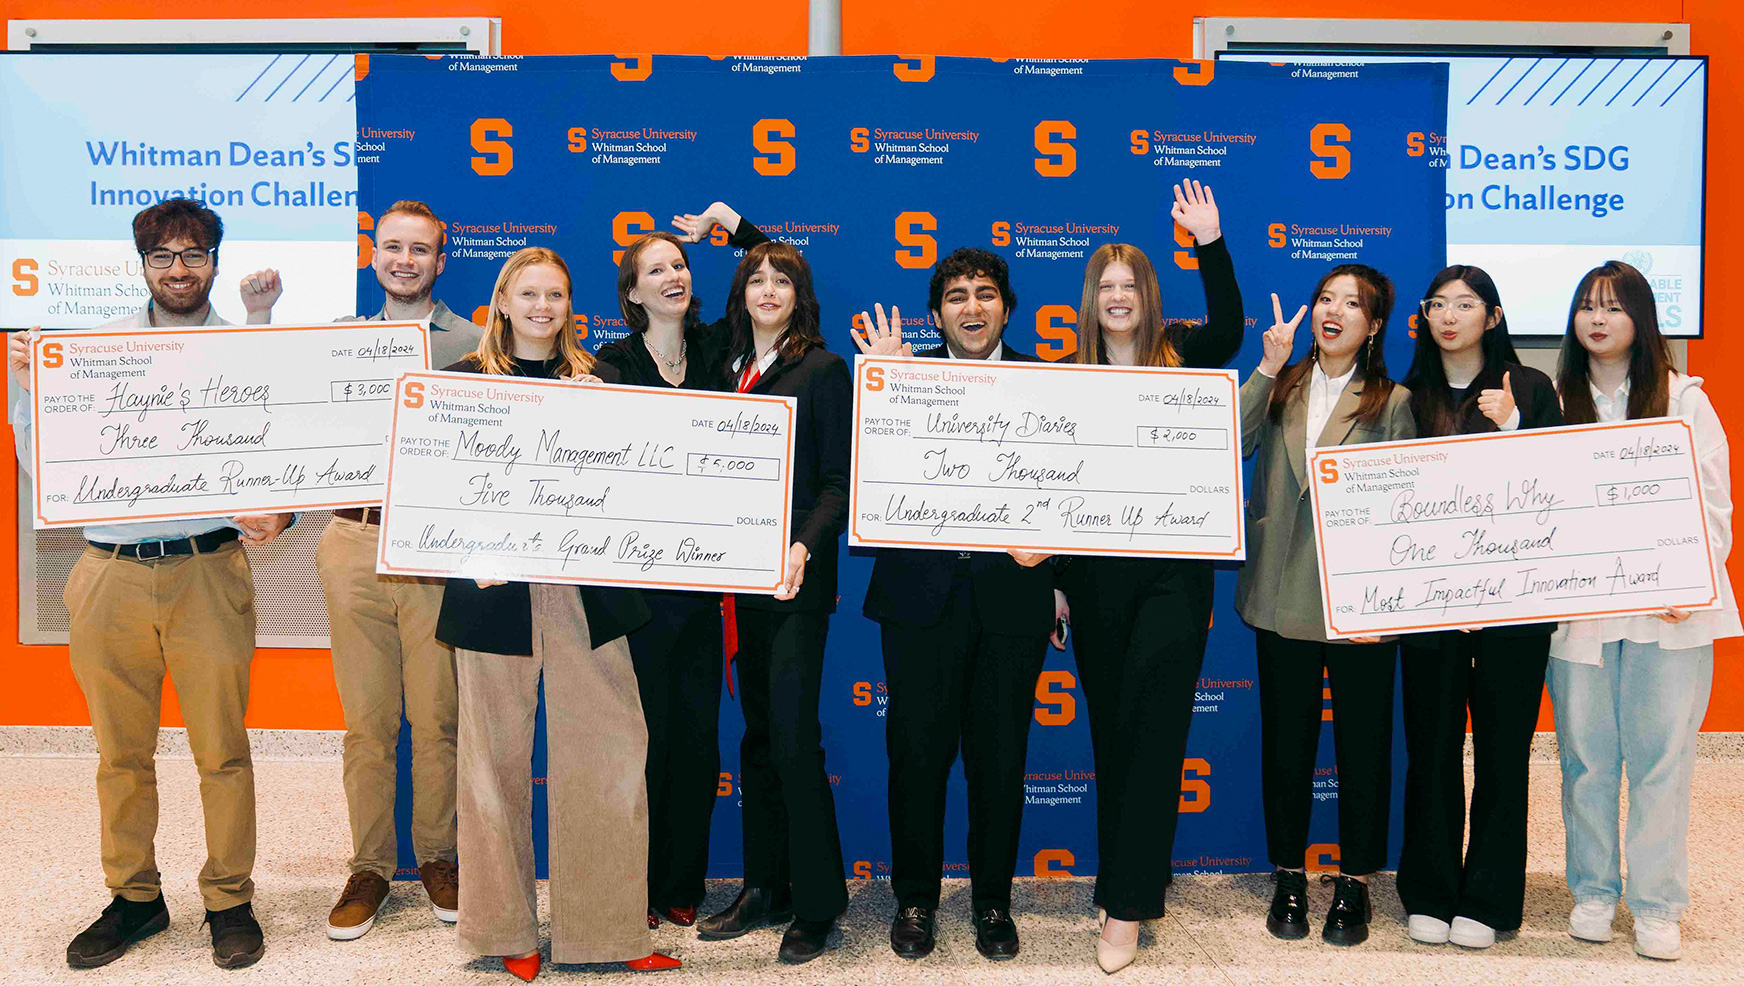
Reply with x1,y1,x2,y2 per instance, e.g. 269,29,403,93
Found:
2,1,1737,731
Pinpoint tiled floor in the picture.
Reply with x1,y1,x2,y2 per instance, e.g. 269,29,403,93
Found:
4,755,1740,985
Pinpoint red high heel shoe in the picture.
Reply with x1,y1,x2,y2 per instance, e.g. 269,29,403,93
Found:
625,952,682,972
503,951,541,981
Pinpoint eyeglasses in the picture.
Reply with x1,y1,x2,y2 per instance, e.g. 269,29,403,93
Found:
1420,299,1481,316
143,247,213,269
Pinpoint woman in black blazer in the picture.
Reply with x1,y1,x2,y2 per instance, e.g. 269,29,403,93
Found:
1059,181,1244,974
433,247,677,979
681,234,852,964
591,207,769,931
1395,265,1564,949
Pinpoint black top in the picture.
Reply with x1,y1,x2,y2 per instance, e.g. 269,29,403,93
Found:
1406,359,1564,642
432,353,652,655
862,342,1060,636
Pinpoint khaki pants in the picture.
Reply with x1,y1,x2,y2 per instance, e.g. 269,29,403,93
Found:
316,517,457,879
65,540,257,911
456,583,650,963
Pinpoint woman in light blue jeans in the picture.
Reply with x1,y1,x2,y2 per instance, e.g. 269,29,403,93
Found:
1546,261,1739,962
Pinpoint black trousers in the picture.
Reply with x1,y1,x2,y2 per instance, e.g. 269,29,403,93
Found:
881,573,1050,911
1068,557,1213,921
1254,629,1397,876
1397,630,1550,929
733,607,848,922
626,591,724,911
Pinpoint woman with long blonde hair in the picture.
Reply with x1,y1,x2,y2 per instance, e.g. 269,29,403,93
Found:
1058,181,1245,973
434,247,679,980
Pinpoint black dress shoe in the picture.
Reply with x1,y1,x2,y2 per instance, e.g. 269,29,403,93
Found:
890,905,936,958
778,918,833,964
67,894,169,968
696,885,794,941
1321,875,1372,946
974,906,1019,960
205,901,265,969
1266,869,1310,939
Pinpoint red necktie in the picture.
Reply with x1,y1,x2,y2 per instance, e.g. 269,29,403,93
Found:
722,359,763,697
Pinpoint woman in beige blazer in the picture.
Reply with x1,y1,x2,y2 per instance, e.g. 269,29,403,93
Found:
1236,265,1415,948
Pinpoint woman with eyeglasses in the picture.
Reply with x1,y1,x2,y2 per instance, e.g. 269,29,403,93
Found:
1394,266,1562,950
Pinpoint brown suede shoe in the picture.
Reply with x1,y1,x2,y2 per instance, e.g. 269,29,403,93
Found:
420,859,458,923
327,872,390,941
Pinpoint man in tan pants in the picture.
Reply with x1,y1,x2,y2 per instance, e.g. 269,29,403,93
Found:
8,198,290,970
321,200,481,940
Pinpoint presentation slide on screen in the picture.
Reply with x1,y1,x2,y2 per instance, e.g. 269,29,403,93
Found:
0,54,360,328
1225,55,1706,337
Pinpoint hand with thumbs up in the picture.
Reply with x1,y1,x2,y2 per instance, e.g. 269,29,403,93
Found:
1477,370,1516,428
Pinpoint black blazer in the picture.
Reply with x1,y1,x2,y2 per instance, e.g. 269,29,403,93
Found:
862,343,1058,637
433,355,652,655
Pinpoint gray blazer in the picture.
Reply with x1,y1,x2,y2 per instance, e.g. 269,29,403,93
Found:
1234,367,1416,643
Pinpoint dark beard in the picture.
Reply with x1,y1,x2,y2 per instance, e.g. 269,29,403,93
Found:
149,280,213,317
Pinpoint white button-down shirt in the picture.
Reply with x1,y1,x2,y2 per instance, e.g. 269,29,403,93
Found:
1305,360,1357,458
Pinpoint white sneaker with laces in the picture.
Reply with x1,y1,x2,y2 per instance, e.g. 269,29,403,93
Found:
1407,914,1450,944
1449,916,1496,948
1568,902,1616,943
1633,916,1682,960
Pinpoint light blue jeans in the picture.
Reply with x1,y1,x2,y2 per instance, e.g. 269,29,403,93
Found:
1546,640,1713,921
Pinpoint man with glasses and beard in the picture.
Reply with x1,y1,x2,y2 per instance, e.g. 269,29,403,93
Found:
319,200,478,941
7,198,291,971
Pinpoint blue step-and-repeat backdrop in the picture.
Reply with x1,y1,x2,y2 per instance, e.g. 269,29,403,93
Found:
356,53,1449,881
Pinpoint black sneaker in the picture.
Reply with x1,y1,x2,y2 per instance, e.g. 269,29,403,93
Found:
1321,875,1372,946
205,901,265,969
1267,870,1310,939
67,894,169,968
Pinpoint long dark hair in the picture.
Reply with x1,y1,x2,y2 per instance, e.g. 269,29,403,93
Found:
1267,264,1397,426
1401,265,1521,436
1556,261,1673,423
616,231,702,331
722,241,824,374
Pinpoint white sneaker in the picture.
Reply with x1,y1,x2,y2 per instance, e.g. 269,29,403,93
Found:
1407,914,1450,944
1449,916,1496,948
1633,916,1682,960
1569,902,1616,943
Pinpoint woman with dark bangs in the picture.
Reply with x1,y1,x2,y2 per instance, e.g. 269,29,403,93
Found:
675,232,852,966
1546,261,1739,962
1394,265,1562,949
1057,181,1244,974
1236,264,1415,948
594,205,769,933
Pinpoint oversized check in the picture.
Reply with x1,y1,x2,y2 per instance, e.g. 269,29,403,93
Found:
29,321,429,528
848,356,1245,559
376,370,796,592
1309,419,1722,638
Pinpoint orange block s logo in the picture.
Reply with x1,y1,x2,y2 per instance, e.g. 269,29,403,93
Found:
1034,670,1077,725
1318,458,1339,484
611,55,652,82
12,258,39,296
991,221,1011,247
717,772,733,796
1034,849,1075,878
612,211,656,265
894,211,937,270
1173,60,1214,86
1174,222,1199,271
1307,843,1341,872
850,127,870,153
356,211,374,270
568,127,587,152
1130,129,1150,155
1310,123,1351,179
1267,222,1287,248
752,119,797,176
1034,121,1076,177
1407,131,1425,157
853,861,873,879
403,381,425,408
41,341,62,369
893,56,934,82
852,681,872,706
1035,305,1078,361
470,118,513,176
1179,758,1211,813
866,366,886,392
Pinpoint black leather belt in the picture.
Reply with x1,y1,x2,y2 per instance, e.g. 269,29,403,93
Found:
334,507,381,526
89,527,240,560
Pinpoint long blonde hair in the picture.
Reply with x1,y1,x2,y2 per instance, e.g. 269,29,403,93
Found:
1073,243,1181,368
472,247,595,379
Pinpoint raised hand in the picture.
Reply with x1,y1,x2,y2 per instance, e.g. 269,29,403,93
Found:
1259,292,1306,377
240,269,282,321
8,326,41,391
1477,371,1517,428
852,303,912,356
671,201,741,243
1170,179,1221,245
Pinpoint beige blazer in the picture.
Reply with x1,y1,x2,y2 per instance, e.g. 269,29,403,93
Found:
1234,367,1416,643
